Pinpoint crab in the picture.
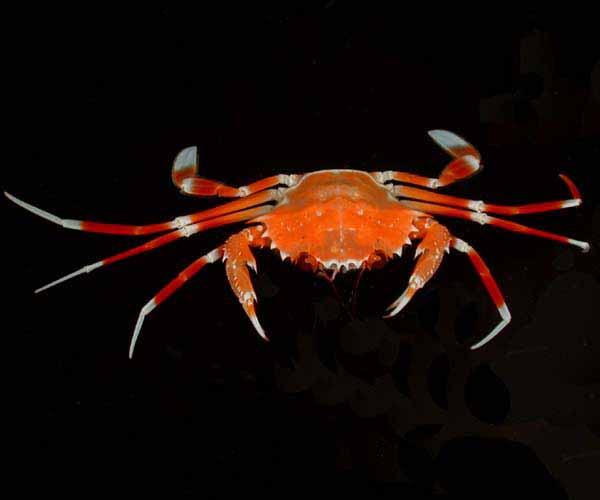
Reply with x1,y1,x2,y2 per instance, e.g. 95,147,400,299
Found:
5,130,589,357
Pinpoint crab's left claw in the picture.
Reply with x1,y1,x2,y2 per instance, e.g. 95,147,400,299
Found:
224,229,268,341
241,298,268,341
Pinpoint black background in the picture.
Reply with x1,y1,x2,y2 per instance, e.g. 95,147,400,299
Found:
7,4,600,498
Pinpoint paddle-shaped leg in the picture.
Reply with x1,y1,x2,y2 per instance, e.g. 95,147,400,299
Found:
129,247,224,358
223,226,268,340
393,174,581,215
450,238,511,350
384,220,451,317
172,146,300,197
371,130,482,189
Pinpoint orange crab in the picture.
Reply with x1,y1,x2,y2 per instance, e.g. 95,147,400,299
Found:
5,130,589,357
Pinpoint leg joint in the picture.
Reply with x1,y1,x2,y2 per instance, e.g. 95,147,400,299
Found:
452,238,471,253
471,212,489,225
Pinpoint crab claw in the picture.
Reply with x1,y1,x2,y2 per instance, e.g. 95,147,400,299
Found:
383,284,418,318
241,293,269,341
224,230,268,341
384,222,451,320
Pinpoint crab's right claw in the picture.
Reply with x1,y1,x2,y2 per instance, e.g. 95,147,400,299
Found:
224,230,268,341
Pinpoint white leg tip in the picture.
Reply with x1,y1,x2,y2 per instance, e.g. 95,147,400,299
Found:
383,290,412,318
249,313,268,341
569,239,590,253
129,301,155,358
470,318,510,350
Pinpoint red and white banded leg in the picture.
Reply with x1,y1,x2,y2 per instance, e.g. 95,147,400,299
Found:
34,205,273,293
397,199,590,252
392,173,582,215
384,220,452,317
129,247,224,358
223,226,268,340
172,146,301,197
450,238,511,350
371,130,482,189
4,189,279,236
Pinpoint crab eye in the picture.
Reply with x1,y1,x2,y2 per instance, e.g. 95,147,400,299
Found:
367,250,387,270
296,252,317,271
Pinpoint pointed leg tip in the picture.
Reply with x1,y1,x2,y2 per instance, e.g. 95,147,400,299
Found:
385,296,402,312
249,311,269,341
128,339,138,359
382,308,399,319
256,323,269,341
4,191,18,204
469,336,488,350
34,281,57,294
257,328,270,342
129,310,149,360
569,239,591,253
384,291,413,318
558,173,582,199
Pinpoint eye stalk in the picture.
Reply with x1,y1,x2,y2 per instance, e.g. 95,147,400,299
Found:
366,250,387,270
295,252,318,272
